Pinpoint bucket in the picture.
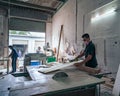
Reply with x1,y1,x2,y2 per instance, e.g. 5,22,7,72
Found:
30,60,40,66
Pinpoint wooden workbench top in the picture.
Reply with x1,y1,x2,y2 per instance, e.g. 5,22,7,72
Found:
9,65,105,96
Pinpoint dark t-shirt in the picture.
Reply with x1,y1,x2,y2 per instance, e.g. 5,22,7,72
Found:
84,41,98,68
11,48,19,59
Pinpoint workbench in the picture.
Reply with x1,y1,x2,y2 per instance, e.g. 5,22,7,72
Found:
8,64,104,96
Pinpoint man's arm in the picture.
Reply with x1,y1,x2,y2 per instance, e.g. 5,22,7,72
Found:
75,54,92,66
69,51,84,62
75,50,84,59
81,54,92,64
8,51,13,57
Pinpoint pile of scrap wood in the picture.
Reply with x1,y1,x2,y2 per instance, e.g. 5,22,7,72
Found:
102,76,115,88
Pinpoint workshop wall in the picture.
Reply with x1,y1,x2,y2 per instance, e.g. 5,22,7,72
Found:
78,0,120,77
77,0,114,68
84,0,120,77
52,0,76,53
52,0,120,77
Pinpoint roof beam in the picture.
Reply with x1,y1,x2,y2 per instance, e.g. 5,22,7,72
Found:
0,0,56,14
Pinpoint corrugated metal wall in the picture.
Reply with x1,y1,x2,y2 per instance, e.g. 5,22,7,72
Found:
9,18,46,32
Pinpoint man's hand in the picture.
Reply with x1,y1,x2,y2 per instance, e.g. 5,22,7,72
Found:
69,59,75,62
74,62,83,67
74,54,92,67
69,57,79,62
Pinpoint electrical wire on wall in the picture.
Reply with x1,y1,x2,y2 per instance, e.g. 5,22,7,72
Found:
83,14,85,34
75,0,78,44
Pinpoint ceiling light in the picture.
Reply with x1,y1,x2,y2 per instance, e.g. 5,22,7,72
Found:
19,0,29,2
91,8,116,22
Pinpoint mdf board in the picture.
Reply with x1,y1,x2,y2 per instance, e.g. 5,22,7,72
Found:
38,60,83,74
92,38,106,71
106,36,120,78
112,64,120,96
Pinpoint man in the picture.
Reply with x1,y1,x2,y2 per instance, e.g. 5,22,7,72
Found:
43,42,50,51
36,46,42,53
8,46,18,73
74,33,100,74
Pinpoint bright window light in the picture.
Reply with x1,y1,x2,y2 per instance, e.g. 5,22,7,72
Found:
91,8,116,22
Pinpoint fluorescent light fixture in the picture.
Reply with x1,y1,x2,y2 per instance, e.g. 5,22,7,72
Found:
20,0,29,2
91,8,116,22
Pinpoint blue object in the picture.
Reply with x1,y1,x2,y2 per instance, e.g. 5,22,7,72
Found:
30,60,40,66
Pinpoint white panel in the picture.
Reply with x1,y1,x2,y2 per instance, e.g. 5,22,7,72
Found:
12,40,28,44
38,60,83,73
113,64,120,96
106,36,120,77
92,38,107,72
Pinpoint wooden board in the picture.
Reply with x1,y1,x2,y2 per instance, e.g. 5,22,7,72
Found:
38,60,83,73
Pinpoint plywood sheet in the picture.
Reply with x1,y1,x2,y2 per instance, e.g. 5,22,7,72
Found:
38,60,83,73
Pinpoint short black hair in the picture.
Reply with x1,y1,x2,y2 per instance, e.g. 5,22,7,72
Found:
8,45,13,49
82,33,90,38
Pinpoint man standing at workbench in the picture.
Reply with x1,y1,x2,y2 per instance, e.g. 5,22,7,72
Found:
8,46,18,73
74,33,100,74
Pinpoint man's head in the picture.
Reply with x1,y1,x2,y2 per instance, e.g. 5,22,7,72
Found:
38,46,41,50
82,33,90,45
47,42,49,46
8,45,13,49
46,42,50,48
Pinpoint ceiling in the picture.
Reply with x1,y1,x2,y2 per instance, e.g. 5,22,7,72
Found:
18,0,64,9
0,0,67,20
0,0,68,15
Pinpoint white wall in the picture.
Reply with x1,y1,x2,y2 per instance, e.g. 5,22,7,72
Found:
46,23,52,47
84,0,120,77
52,0,76,53
52,0,120,77
9,36,45,53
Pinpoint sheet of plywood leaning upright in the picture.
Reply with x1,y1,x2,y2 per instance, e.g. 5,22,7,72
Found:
112,64,120,96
